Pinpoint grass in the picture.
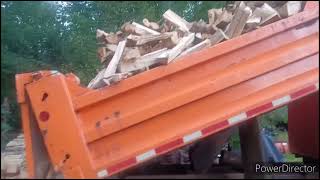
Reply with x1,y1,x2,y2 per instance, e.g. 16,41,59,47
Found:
284,153,303,162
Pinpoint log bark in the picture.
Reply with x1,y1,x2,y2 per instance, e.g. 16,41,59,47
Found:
103,39,127,78
88,40,127,89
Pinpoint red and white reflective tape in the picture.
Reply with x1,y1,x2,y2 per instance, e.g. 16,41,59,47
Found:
183,130,202,143
136,149,156,162
96,82,319,178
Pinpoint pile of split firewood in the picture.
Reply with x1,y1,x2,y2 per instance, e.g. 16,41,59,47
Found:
88,1,303,89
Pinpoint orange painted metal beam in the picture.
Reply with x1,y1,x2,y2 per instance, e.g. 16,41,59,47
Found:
16,6,319,179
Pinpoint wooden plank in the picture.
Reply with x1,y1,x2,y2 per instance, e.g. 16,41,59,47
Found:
137,31,180,55
179,39,211,57
244,9,262,33
102,45,140,63
225,2,252,38
88,39,127,89
213,9,233,29
209,27,229,45
87,68,106,88
163,9,192,32
123,47,141,62
277,1,302,18
103,39,127,78
168,33,195,62
246,14,261,24
136,33,172,46
168,31,180,45
254,3,281,26
132,22,160,35
119,48,169,73
194,32,203,44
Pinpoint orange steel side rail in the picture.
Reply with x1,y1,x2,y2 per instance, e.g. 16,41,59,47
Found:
16,7,319,179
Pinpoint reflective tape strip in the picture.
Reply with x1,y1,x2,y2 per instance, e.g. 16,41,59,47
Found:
183,130,202,143
246,102,273,117
291,85,316,99
136,149,156,162
97,169,108,178
108,158,136,174
228,112,247,125
272,95,291,107
103,83,320,177
201,120,229,135
155,139,183,154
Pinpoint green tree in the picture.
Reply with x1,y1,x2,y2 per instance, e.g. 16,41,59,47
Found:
1,1,227,132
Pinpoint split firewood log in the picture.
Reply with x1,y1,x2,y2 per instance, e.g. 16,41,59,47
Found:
277,1,302,18
142,18,160,30
225,1,252,38
163,9,192,33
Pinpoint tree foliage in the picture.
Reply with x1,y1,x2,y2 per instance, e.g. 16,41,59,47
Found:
1,1,227,129
1,2,289,153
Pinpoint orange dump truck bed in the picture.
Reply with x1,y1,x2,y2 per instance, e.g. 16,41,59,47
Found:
15,5,319,179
